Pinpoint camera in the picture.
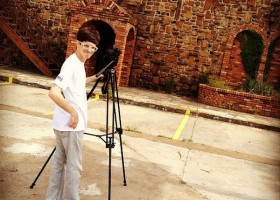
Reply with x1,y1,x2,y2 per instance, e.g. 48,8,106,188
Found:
104,45,121,62
98,46,121,94
96,45,121,77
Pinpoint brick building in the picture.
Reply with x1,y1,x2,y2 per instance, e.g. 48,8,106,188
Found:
0,0,279,96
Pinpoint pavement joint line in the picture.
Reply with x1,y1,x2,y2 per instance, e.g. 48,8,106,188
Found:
172,109,191,140
42,94,100,116
1,104,280,166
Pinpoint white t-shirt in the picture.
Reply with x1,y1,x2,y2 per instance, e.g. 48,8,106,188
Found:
52,53,88,131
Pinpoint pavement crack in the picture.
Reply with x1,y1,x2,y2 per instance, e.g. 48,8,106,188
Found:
124,131,280,167
0,104,52,120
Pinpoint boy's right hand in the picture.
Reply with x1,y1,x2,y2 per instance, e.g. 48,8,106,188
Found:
69,110,79,129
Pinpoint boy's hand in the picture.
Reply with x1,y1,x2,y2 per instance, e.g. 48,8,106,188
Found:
69,110,79,129
95,74,104,80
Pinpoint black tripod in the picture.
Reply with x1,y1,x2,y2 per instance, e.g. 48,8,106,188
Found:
30,48,127,200
85,67,127,199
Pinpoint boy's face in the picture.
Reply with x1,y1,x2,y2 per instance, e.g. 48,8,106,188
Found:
76,40,98,61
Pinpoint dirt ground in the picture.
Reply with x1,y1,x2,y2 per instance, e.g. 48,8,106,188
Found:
1,129,279,200
0,129,208,200
0,84,279,200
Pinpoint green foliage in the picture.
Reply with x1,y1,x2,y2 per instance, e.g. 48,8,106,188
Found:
273,79,280,91
165,77,174,94
200,76,278,98
237,30,264,80
208,79,232,90
242,78,257,93
271,80,280,98
241,78,274,96
198,73,209,84
263,37,280,82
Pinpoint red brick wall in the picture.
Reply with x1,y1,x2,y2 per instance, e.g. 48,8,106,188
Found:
198,84,280,118
1,0,280,95
66,1,137,86
266,39,280,84
122,0,280,95
223,37,247,86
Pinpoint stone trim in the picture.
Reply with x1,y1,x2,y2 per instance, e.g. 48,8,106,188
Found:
221,24,268,82
66,1,137,86
221,24,280,85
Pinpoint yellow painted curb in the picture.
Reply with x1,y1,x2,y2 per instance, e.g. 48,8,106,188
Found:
172,109,191,140
0,77,13,85
88,93,99,103
43,111,54,116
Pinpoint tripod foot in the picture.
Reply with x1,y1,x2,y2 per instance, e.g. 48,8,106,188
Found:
123,181,127,186
30,183,35,189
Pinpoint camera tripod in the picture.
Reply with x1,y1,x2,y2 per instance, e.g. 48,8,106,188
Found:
30,59,127,200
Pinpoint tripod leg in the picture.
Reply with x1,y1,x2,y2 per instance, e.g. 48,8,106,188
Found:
87,79,100,99
108,138,112,200
30,147,56,189
104,69,127,200
113,72,127,186
118,131,127,186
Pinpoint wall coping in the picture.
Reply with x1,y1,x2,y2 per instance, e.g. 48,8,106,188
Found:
198,84,280,118
200,84,280,103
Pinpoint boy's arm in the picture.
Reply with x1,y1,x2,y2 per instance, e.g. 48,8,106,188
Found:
48,84,78,129
86,74,104,84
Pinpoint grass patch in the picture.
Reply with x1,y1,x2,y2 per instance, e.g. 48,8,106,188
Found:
125,126,138,132
208,79,232,90
180,179,187,184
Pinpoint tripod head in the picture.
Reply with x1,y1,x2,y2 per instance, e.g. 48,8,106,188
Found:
100,46,121,94
87,45,121,99
104,45,121,63
95,45,121,77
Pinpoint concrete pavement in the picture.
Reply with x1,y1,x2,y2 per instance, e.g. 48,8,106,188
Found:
0,65,279,132
0,65,280,200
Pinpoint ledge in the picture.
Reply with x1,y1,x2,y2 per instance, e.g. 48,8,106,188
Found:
198,84,280,119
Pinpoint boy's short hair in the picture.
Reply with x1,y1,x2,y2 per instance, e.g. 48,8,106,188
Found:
77,25,100,45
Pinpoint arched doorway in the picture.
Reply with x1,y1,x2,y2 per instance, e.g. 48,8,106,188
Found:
120,27,136,86
81,20,116,75
220,24,267,86
264,36,280,84
66,1,137,86
93,21,115,74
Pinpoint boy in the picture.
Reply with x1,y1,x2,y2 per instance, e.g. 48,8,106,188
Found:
46,25,102,200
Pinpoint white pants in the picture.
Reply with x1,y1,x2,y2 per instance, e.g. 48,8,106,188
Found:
46,129,84,200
